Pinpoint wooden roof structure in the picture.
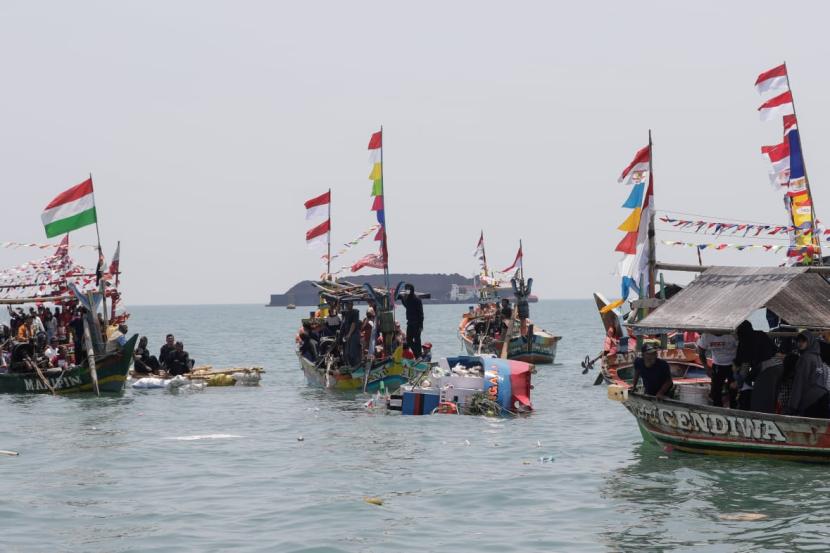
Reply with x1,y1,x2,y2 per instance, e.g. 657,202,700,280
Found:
632,266,830,334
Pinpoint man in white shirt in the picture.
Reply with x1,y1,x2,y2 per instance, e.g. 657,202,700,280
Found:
697,332,738,408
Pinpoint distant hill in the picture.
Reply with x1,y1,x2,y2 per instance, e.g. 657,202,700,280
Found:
268,273,474,306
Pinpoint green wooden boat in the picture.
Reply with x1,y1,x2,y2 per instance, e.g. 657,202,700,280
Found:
0,334,137,395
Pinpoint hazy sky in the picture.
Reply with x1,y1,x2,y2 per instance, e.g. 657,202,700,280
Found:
1,1,828,305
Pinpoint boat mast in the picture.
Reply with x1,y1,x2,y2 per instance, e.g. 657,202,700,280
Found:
327,187,332,277
647,130,656,300
380,126,391,292
783,61,822,265
90,172,108,327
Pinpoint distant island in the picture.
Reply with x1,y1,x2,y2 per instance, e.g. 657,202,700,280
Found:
267,273,538,306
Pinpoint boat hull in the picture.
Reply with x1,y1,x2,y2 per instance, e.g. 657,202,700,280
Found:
623,392,830,462
460,330,559,365
0,335,138,395
297,352,426,392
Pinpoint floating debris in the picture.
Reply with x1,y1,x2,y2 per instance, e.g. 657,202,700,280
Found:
538,456,555,463
364,496,383,506
719,513,768,521
297,436,304,442
0,450,19,456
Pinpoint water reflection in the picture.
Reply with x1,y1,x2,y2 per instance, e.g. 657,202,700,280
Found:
601,441,830,551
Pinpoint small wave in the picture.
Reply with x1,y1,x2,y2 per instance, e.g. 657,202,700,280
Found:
165,434,244,441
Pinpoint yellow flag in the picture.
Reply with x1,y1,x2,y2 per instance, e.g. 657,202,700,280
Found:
617,208,642,232
600,299,625,314
369,163,382,180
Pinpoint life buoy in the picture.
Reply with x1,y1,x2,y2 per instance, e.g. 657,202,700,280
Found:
436,401,458,415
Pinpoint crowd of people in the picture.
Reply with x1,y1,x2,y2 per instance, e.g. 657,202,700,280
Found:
465,295,533,349
297,283,431,369
0,303,128,372
630,320,830,418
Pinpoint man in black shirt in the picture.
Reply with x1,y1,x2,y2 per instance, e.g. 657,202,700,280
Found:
167,341,192,376
631,343,673,398
159,334,176,368
398,283,424,358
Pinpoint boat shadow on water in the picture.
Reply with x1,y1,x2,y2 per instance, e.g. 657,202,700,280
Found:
598,440,830,551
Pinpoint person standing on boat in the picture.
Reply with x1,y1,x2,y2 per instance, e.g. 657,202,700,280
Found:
398,283,423,358
631,343,673,398
787,331,830,418
697,332,738,408
340,301,361,367
734,321,778,410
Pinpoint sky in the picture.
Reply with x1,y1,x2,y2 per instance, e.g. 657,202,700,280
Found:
1,0,828,305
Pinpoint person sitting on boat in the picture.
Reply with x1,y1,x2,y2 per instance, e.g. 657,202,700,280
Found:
398,283,424,358
340,301,362,367
323,303,341,338
498,299,512,331
603,327,619,357
734,320,778,410
697,332,738,409
159,334,176,368
786,331,830,418
43,337,59,365
298,323,319,362
631,343,673,398
134,336,160,374
16,316,33,342
166,341,192,376
421,342,433,362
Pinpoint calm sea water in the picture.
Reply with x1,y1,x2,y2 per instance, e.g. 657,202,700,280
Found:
2,300,829,552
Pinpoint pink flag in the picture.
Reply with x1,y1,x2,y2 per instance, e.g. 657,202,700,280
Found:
758,90,794,121
755,64,788,95
350,249,386,272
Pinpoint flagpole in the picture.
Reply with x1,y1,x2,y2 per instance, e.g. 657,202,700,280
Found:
518,239,524,283
89,172,108,327
379,125,390,291
480,231,489,276
647,130,656,299
783,61,822,265
327,188,332,278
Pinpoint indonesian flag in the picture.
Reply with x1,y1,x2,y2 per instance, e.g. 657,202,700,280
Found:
304,191,330,219
761,140,791,174
755,64,789,95
351,249,386,272
41,178,98,238
502,245,522,273
474,231,485,259
783,114,798,136
306,219,330,248
758,90,794,121
618,145,650,186
108,242,120,275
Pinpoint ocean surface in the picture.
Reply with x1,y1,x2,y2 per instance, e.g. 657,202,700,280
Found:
2,300,829,552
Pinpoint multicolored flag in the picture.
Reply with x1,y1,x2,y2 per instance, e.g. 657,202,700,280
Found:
41,178,98,238
618,145,650,186
367,128,388,268
755,64,789,95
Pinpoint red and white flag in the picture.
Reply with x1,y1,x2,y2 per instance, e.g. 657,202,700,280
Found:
758,90,794,121
783,114,798,136
306,219,330,248
755,64,789,95
473,231,485,259
108,242,120,275
618,145,650,186
350,249,386,272
304,190,330,220
761,139,791,174
502,245,523,273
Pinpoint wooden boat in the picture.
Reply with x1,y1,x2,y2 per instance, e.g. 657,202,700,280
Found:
616,389,830,462
458,315,559,364
611,265,830,462
298,349,427,392
287,304,297,310
0,334,137,394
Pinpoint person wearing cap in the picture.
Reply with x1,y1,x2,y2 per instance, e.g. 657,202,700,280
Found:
421,342,433,362
631,343,673,398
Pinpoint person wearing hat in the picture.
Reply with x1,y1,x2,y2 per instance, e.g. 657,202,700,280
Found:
631,343,673,398
421,342,433,362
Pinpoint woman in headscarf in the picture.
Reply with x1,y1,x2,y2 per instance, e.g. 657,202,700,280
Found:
787,331,830,418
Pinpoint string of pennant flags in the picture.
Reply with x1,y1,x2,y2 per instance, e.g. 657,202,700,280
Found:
661,240,786,253
321,224,380,264
658,216,823,238
0,241,98,250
